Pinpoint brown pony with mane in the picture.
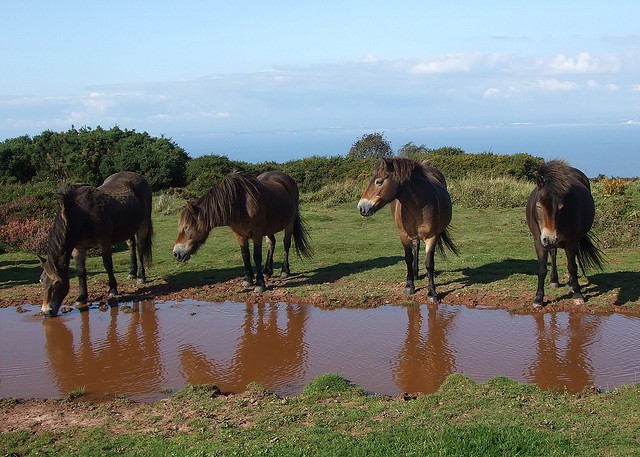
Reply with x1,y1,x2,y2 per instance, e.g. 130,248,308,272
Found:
39,171,154,317
358,157,458,301
526,159,603,308
173,171,312,292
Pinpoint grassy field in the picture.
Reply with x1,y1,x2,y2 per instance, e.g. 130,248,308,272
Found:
1,191,639,313
3,374,640,456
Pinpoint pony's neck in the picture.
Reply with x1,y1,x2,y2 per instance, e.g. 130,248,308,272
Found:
46,214,74,272
396,172,434,210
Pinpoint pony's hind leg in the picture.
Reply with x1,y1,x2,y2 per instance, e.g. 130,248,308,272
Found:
412,239,420,278
280,230,292,278
565,245,585,305
263,235,276,278
135,233,147,284
424,237,438,303
127,238,139,281
252,236,266,293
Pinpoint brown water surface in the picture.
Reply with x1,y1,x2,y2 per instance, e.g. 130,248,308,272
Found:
1,301,639,402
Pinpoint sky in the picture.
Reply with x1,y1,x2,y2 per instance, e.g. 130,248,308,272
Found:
1,1,639,176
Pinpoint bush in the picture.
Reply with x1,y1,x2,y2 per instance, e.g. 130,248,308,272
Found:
449,176,533,209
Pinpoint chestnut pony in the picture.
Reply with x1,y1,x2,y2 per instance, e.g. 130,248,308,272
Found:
173,171,312,292
526,160,603,308
358,158,458,300
39,172,154,317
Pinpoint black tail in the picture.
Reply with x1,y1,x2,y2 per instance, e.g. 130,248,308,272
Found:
141,218,154,267
292,212,313,259
576,232,604,274
436,228,460,258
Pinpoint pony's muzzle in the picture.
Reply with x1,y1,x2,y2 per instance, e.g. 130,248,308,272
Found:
173,245,191,262
357,199,376,217
41,304,60,318
540,228,557,248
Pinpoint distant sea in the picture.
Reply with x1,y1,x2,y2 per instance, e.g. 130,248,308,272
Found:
175,122,640,178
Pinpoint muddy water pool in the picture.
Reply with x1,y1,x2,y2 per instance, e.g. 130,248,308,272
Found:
1,301,639,402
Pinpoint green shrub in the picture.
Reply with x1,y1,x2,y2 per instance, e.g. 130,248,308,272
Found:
449,176,532,209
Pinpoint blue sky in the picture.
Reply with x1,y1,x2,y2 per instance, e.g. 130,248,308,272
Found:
1,1,639,175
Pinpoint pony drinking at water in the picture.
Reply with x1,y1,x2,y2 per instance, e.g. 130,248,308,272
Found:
358,157,458,301
39,172,154,317
173,171,312,293
526,159,603,308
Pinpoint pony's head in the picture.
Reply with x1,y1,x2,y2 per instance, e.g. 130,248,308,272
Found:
39,256,69,317
357,158,406,216
173,198,210,262
531,160,573,248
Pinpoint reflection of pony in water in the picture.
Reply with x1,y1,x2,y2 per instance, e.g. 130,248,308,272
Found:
358,158,458,301
42,301,162,399
173,171,312,293
528,313,599,392
179,303,308,393
393,305,457,394
39,172,153,317
526,160,603,308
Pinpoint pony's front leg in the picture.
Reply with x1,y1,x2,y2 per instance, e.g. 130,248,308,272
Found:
412,239,420,278
424,237,438,303
548,247,559,288
533,243,549,308
237,237,254,288
73,249,88,305
565,245,584,305
402,239,415,295
252,236,266,293
263,235,276,278
101,249,118,298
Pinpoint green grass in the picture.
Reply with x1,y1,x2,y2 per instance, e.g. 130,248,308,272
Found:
1,193,639,312
3,374,640,456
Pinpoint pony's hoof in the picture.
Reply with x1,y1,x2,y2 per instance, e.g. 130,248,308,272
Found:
404,287,415,295
242,279,254,288
280,272,290,279
108,289,117,298
549,282,560,289
532,302,544,310
573,296,585,306
127,274,136,280
426,295,439,304
254,285,266,293
136,278,146,285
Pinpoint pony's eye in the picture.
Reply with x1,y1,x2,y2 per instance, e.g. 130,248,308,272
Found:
375,178,385,186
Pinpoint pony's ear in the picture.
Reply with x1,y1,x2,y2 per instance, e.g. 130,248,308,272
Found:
383,157,395,173
536,174,545,188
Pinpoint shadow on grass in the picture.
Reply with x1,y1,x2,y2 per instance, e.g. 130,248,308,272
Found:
305,256,403,285
0,258,41,288
451,258,639,307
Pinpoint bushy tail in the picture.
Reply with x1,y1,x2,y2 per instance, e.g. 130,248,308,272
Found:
292,212,313,259
576,232,604,274
141,218,154,267
436,228,460,258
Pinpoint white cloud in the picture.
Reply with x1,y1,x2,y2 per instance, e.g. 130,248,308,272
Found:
549,52,621,74
632,84,640,92
535,79,579,91
411,53,482,74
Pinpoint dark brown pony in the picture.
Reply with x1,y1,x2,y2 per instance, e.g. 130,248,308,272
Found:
358,157,458,300
526,159,603,308
173,171,312,293
39,172,154,317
